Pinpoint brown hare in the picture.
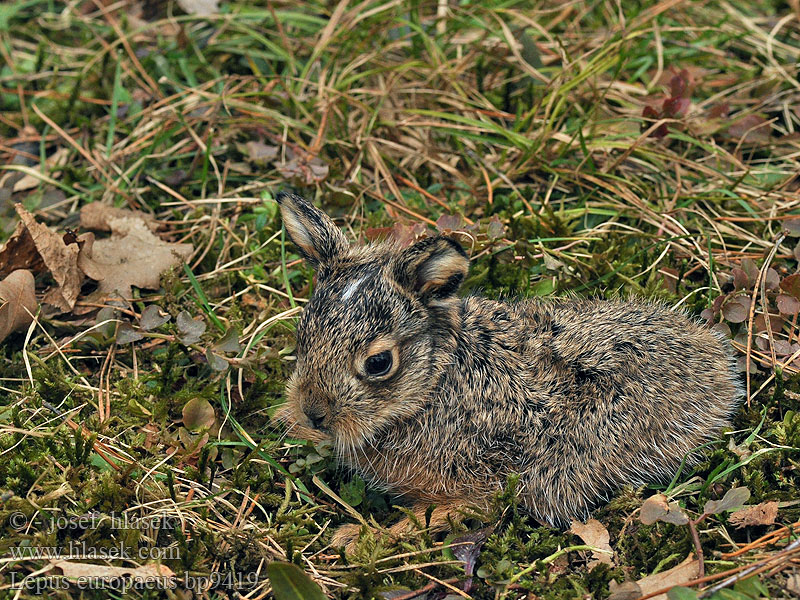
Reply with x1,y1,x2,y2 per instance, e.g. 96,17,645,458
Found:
275,191,742,550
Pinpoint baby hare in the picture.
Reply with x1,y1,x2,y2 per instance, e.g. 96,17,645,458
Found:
275,192,742,549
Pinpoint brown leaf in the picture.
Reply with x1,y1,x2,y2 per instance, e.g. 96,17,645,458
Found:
11,147,70,192
711,322,731,338
0,270,38,343
754,313,783,333
608,581,642,600
704,486,750,515
0,221,44,277
277,155,329,184
640,494,689,525
568,519,613,566
773,339,797,356
728,501,778,529
765,268,780,291
78,216,193,300
731,267,749,290
787,573,800,595
182,397,216,430
437,214,463,232
628,555,700,600
176,310,206,344
176,0,219,15
80,203,157,232
721,297,749,323
785,218,800,237
728,114,771,143
14,205,82,312
780,273,800,300
777,294,800,316
741,258,759,283
239,141,279,163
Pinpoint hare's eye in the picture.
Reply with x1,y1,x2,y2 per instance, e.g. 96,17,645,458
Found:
364,350,392,377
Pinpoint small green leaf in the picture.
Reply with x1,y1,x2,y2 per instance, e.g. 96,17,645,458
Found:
140,305,170,330
213,328,241,353
704,487,750,515
176,310,207,344
116,323,143,344
339,475,365,507
266,562,326,600
182,398,216,431
667,587,699,600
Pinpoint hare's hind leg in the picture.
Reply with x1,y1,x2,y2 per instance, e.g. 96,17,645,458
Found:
331,499,469,554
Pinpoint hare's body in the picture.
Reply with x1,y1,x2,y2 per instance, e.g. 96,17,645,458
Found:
352,296,738,525
275,192,742,545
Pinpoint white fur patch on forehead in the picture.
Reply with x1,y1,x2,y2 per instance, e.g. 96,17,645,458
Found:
341,275,368,302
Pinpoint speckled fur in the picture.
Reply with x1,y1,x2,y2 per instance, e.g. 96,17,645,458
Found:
275,192,743,548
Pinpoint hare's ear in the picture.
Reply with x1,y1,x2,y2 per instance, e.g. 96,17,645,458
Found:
394,236,469,301
276,192,349,266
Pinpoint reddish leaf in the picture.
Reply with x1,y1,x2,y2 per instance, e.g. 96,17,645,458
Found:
669,69,690,98
642,105,660,119
722,297,749,323
728,114,771,143
711,322,732,338
781,273,800,299
765,268,780,290
741,258,759,283
773,339,796,356
736,355,759,374
663,96,690,118
450,528,491,577
436,214,463,232
731,267,749,290
777,293,800,315
708,102,730,119
785,219,800,237
754,313,783,333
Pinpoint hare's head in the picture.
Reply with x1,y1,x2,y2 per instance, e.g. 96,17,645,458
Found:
275,192,469,453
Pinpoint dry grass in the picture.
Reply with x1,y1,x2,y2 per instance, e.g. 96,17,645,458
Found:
0,0,799,598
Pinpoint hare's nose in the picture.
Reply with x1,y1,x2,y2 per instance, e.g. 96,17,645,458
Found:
303,405,327,430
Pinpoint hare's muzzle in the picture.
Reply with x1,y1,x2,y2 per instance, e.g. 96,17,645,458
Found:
302,396,331,431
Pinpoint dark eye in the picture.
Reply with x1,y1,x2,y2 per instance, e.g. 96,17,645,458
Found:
364,350,393,377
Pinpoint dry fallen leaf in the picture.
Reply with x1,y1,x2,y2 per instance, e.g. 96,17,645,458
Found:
728,501,779,529
78,216,193,300
787,573,800,595
704,486,750,516
80,203,157,232
609,555,700,600
13,205,83,312
9,147,71,192
0,270,38,343
640,494,689,525
0,220,44,277
568,519,614,566
239,140,279,164
176,0,219,15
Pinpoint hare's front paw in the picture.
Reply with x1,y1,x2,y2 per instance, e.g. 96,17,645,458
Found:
330,523,366,553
